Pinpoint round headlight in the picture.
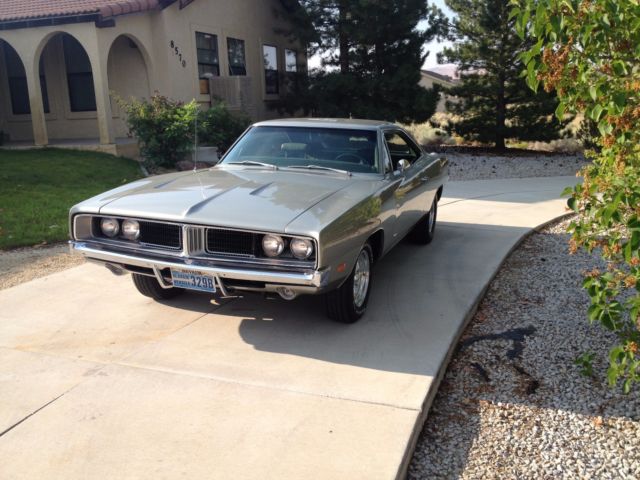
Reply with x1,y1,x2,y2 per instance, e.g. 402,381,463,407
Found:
100,217,120,238
290,238,314,259
262,234,285,257
122,219,140,241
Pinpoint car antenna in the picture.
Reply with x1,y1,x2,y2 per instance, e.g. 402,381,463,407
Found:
193,109,206,198
193,109,198,173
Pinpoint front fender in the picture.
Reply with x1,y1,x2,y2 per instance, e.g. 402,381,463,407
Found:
318,195,383,288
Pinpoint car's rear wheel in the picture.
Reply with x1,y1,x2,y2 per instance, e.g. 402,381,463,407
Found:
132,273,184,300
326,244,373,323
410,197,438,245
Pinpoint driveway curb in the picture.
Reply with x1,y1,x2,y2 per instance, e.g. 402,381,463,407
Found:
397,210,574,479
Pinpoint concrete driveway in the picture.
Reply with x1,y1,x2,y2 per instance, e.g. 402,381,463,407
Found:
0,176,575,479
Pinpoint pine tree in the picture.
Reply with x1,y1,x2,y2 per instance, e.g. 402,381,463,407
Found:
278,0,447,123
441,0,566,149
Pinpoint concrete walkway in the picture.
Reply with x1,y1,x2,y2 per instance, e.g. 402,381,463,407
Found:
0,176,575,479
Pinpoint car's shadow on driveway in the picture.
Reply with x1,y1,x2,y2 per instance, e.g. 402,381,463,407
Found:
216,223,518,365
108,222,530,412
211,221,638,478
162,222,533,382
161,220,638,418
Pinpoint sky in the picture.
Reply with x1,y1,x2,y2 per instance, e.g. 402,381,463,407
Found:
421,0,454,69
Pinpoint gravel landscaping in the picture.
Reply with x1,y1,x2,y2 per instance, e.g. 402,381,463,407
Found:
408,216,640,480
443,152,588,181
0,243,83,290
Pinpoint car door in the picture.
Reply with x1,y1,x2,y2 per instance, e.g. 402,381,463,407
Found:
383,130,433,238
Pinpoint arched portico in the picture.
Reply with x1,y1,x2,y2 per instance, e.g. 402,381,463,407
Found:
107,34,151,137
0,37,50,145
0,27,117,147
33,31,103,144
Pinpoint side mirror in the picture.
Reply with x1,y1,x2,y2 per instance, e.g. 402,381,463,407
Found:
397,159,410,173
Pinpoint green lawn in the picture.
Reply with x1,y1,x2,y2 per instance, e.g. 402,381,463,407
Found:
0,148,143,249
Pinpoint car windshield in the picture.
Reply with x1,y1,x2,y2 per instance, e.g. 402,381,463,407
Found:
221,126,381,174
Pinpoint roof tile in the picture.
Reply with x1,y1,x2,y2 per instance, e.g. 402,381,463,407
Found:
0,0,161,23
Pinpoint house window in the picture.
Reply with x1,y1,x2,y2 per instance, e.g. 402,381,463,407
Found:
63,35,96,112
196,32,219,94
227,38,246,76
263,45,279,95
285,49,297,73
3,44,49,115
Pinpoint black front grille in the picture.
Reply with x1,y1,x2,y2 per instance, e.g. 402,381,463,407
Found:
206,228,257,256
139,221,182,250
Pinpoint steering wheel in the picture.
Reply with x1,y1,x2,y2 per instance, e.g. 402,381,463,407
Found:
335,152,366,164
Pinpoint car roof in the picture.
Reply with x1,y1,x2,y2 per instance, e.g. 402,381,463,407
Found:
252,118,397,130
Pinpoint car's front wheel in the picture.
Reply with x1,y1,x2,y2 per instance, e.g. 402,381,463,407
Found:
132,273,185,300
326,244,373,323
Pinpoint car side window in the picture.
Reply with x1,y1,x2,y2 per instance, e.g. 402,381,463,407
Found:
384,131,422,170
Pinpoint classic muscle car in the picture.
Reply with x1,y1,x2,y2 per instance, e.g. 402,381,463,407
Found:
69,118,448,323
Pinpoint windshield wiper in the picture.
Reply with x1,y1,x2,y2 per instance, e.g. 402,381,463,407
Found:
284,165,352,176
226,161,278,170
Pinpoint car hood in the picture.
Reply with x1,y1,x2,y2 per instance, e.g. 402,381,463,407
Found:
73,167,360,233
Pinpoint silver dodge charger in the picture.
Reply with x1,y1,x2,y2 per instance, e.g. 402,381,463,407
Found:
70,118,449,323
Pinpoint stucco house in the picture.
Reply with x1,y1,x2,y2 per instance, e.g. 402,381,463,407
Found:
0,0,306,154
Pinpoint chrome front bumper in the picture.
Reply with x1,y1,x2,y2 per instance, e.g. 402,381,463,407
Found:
71,241,331,295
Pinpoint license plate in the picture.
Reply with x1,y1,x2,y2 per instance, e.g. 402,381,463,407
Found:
170,269,217,293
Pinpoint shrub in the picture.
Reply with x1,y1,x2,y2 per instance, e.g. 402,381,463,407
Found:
198,101,250,154
516,0,640,392
401,122,456,147
119,94,199,169
119,96,250,168
526,138,583,154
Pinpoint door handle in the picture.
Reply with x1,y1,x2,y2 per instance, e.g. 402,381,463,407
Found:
420,176,429,183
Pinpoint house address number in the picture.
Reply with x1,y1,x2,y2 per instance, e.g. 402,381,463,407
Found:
169,40,187,68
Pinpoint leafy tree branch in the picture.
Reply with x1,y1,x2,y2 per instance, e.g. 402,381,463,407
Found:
514,0,640,392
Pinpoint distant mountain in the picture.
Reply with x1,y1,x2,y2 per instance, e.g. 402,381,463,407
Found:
424,64,459,79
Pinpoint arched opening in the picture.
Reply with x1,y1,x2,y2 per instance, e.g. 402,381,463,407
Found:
35,32,99,140
0,38,49,143
107,34,151,137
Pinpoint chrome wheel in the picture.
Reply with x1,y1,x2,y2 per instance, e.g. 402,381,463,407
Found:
353,249,371,308
326,243,373,323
